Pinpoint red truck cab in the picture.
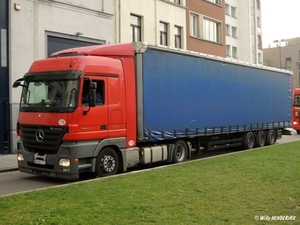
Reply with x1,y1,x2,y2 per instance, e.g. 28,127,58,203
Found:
292,88,300,133
14,43,137,179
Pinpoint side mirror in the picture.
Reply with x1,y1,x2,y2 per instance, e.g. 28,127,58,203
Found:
12,78,25,88
89,82,97,107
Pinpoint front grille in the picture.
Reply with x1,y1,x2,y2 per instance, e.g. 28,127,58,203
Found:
21,125,68,154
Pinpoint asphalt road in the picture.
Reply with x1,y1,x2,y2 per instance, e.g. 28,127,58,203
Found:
1,130,299,197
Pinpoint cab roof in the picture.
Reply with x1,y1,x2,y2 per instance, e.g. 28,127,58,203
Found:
50,42,135,58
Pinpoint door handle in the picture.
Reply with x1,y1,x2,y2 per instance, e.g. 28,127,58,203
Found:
100,125,107,130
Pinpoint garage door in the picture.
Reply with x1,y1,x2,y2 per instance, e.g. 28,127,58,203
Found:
47,36,105,57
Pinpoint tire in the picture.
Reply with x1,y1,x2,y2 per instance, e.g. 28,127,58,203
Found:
256,131,266,147
266,130,275,145
95,147,119,177
297,130,300,134
244,132,255,149
173,140,187,163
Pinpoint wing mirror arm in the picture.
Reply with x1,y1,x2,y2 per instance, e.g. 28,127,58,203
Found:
12,78,25,88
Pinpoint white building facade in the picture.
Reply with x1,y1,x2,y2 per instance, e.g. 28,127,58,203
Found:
115,0,187,49
225,0,262,64
8,0,115,153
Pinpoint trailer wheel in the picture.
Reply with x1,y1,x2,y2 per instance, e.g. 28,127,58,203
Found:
266,130,275,145
173,140,187,163
95,147,119,177
244,132,255,149
256,131,266,147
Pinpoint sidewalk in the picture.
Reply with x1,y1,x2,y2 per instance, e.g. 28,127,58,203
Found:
0,154,18,172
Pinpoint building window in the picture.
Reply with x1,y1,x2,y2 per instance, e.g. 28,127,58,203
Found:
232,46,238,58
231,6,237,18
174,0,180,4
257,17,261,27
231,26,237,38
206,0,221,5
258,53,262,64
160,22,168,46
258,35,262,49
226,45,231,56
130,14,141,42
203,18,221,43
225,24,230,36
175,26,182,48
225,4,230,15
190,13,199,37
257,0,260,10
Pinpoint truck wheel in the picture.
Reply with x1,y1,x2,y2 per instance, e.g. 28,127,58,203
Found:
244,132,255,149
266,130,275,145
256,131,266,147
95,147,119,177
297,130,300,134
173,140,187,163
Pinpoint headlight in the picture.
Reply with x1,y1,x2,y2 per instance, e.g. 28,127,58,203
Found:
59,159,70,167
17,153,24,161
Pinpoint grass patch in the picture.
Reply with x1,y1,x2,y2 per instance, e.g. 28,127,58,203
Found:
1,141,300,224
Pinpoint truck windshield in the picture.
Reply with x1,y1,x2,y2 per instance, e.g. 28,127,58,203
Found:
294,94,300,106
20,71,80,112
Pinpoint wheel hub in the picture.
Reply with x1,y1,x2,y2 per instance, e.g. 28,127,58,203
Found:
101,155,115,173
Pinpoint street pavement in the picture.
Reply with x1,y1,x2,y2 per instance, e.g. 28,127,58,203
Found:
0,154,18,172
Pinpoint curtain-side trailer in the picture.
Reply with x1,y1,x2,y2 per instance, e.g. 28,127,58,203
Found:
13,42,292,180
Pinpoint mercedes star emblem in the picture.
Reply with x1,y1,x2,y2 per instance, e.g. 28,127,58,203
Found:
35,129,45,142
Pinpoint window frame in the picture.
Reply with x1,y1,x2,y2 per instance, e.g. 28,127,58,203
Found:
232,46,238,58
206,0,221,6
190,13,199,37
203,18,221,43
257,17,261,28
225,4,230,15
174,26,182,48
130,14,142,42
257,35,262,50
82,78,105,107
257,0,260,10
226,45,231,56
160,21,168,46
225,24,230,36
231,6,237,18
231,26,237,38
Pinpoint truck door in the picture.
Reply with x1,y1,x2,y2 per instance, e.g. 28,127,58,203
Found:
107,76,126,139
78,78,108,140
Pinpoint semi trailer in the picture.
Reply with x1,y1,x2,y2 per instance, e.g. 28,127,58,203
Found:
13,42,292,180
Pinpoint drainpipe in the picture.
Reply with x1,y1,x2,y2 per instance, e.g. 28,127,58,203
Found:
118,0,121,43
34,0,38,59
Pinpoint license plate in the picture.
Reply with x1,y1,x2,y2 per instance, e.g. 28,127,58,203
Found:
34,153,47,165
